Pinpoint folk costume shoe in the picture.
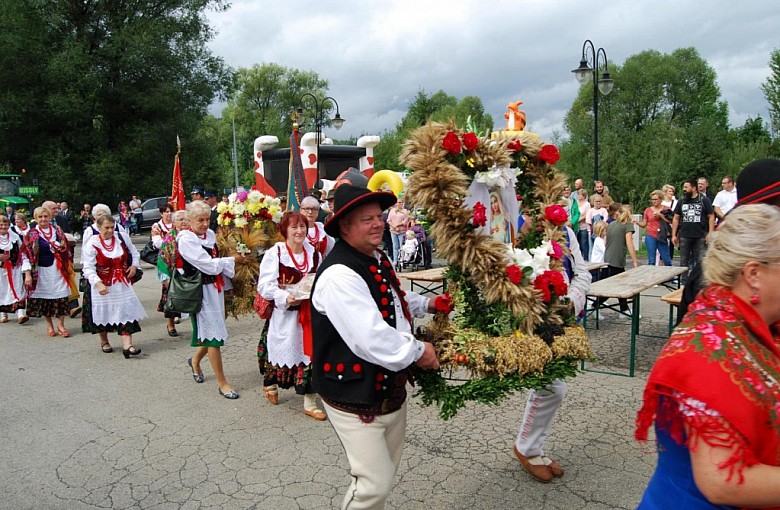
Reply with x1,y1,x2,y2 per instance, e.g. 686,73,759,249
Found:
303,408,327,421
513,445,554,483
262,385,279,405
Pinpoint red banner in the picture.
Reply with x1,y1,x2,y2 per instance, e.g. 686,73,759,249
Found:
171,153,185,211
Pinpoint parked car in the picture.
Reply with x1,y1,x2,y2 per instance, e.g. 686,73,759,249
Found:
113,196,170,231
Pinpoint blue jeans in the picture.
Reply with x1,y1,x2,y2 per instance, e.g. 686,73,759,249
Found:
576,229,590,261
390,232,405,264
645,235,671,266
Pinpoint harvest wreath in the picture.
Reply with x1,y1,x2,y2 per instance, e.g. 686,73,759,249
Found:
216,190,284,317
400,122,592,419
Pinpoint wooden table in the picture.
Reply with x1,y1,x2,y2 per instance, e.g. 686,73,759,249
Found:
584,265,687,376
586,262,608,273
398,267,446,296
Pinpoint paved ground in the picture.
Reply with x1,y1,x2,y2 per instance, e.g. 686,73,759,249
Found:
1,240,670,509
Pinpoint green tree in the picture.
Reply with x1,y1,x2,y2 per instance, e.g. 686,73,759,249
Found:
375,90,493,171
761,48,780,137
0,0,231,206
561,47,731,211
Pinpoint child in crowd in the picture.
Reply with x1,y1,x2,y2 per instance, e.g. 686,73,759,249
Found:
399,230,419,265
590,220,608,282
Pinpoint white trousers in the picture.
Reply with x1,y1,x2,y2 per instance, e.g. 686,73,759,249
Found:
323,400,407,510
515,379,567,457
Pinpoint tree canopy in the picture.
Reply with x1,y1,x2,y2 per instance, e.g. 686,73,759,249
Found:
0,0,231,205
558,47,773,210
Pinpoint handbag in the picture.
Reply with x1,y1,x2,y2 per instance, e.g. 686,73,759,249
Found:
140,238,159,265
164,250,203,315
253,293,274,320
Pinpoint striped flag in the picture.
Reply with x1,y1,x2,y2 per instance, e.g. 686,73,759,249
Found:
285,129,309,211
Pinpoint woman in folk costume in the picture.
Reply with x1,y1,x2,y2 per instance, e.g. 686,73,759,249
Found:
179,200,240,399
636,204,780,509
0,214,30,324
23,206,74,337
151,204,182,337
81,215,145,357
256,210,325,420
299,195,334,259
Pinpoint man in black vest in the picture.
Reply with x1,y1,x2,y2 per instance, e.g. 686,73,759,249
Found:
311,185,447,510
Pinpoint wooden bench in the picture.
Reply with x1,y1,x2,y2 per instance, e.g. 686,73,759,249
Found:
660,287,684,335
398,267,446,296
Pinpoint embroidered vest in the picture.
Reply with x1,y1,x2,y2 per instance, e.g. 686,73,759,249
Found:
182,244,220,284
311,240,412,414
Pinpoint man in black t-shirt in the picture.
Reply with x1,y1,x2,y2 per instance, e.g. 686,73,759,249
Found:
672,178,714,282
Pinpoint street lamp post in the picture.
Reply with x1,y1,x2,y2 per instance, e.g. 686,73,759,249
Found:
294,94,345,179
572,40,614,184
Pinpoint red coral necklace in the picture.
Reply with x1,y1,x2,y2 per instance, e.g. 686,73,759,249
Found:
285,243,309,272
38,225,55,243
306,225,320,246
98,234,116,252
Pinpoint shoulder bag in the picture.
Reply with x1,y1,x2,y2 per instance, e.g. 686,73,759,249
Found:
140,238,159,265
164,247,203,315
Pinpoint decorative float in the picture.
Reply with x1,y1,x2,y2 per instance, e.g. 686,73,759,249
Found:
400,104,591,419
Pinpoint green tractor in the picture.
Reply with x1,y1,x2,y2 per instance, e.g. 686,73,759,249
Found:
0,173,33,214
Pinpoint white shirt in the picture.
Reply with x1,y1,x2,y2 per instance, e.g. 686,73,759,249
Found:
712,187,738,216
312,252,430,372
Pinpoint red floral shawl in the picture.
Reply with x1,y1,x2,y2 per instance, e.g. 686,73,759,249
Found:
22,225,72,292
636,284,780,483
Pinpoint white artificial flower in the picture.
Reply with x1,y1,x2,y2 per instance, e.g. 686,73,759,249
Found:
232,202,246,215
247,190,263,203
233,217,248,228
474,165,515,189
228,192,237,203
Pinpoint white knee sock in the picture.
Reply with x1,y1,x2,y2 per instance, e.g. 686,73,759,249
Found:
303,393,318,411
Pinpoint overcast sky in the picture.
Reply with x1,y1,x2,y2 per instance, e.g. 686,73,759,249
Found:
205,0,777,145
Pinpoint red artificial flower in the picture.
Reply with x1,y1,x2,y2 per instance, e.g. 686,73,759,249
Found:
434,292,454,314
506,265,523,284
507,140,523,153
549,240,563,260
548,270,568,296
544,204,568,226
533,274,552,302
538,144,560,165
472,201,487,227
442,131,462,155
534,270,568,302
462,132,479,152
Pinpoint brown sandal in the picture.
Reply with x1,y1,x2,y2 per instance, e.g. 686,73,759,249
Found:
101,343,113,353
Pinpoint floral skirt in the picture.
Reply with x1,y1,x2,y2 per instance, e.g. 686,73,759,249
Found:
81,284,141,335
156,282,181,319
257,321,312,394
27,297,69,318
190,315,224,348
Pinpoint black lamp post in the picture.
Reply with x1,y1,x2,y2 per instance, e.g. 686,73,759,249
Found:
295,94,345,179
572,40,614,183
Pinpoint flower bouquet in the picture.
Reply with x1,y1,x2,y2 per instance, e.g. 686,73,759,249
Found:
400,123,591,419
216,189,284,317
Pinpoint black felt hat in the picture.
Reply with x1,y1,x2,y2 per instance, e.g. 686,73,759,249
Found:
736,158,780,206
323,184,397,238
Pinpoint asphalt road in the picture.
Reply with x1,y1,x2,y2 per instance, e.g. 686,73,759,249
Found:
1,237,665,509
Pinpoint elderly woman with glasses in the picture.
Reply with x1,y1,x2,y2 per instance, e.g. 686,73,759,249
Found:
299,196,334,259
